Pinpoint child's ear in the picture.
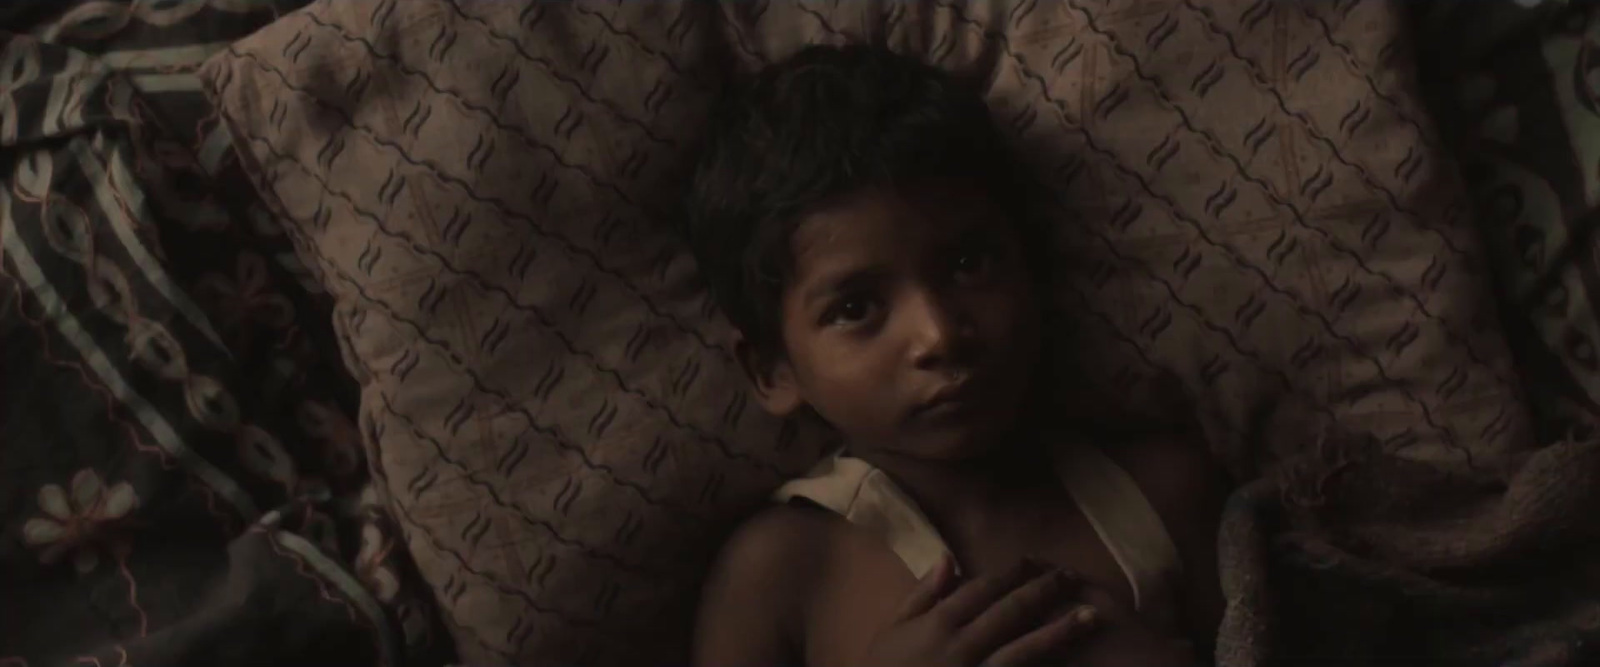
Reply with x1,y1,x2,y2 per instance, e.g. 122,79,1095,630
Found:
733,332,803,417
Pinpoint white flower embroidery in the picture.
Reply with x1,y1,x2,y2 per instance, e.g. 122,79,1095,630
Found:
21,469,139,574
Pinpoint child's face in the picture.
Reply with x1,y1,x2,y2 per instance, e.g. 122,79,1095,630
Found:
751,182,1042,461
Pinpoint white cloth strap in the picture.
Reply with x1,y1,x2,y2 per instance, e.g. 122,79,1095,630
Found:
771,445,1183,620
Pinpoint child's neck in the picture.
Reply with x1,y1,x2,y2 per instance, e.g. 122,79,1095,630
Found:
850,437,1059,524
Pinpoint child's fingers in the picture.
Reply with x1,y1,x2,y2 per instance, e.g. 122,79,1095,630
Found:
981,605,1100,667
956,569,1082,655
893,551,958,621
930,560,1037,627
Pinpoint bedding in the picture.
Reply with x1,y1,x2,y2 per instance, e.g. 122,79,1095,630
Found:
198,1,1600,665
1414,0,1600,443
0,2,447,665
204,4,835,661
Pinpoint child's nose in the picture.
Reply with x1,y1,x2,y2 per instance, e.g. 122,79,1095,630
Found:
904,290,973,369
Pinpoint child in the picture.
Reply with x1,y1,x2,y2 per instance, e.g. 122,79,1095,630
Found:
683,44,1228,667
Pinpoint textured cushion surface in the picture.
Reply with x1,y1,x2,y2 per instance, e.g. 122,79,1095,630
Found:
201,1,1536,663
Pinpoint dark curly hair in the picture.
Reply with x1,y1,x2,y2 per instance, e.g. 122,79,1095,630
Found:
683,44,1035,360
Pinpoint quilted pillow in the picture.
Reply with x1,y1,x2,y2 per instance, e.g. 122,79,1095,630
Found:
201,0,1538,664
201,2,834,663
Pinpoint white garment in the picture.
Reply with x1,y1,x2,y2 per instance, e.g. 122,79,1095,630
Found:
772,444,1184,626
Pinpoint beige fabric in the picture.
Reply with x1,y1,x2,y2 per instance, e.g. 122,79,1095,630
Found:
773,446,1182,624
1053,443,1183,621
199,1,1543,664
773,453,961,581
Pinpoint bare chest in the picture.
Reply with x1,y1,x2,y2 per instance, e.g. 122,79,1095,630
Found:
801,505,1144,667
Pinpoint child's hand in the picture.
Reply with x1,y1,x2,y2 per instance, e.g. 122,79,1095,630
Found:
860,554,1101,667
1059,580,1198,667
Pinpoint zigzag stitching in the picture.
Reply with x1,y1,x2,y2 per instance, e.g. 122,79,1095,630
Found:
1043,196,1350,429
1177,0,1469,257
929,0,1470,459
375,390,694,575
1071,3,1515,393
796,3,854,40
567,2,712,89
1293,2,1433,145
716,4,771,66
386,493,600,634
242,134,775,475
225,46,730,359
260,189,702,511
356,6,675,146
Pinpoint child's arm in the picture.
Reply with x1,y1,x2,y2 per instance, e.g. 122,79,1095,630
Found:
693,509,815,667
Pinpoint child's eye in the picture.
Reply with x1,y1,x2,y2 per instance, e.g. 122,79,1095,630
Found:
953,248,995,280
822,296,875,326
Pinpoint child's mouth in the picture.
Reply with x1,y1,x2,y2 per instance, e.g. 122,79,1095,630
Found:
910,378,981,420
914,399,978,422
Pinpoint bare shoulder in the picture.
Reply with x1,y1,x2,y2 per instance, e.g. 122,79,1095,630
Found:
709,502,839,585
693,503,840,666
697,501,918,666
700,503,839,615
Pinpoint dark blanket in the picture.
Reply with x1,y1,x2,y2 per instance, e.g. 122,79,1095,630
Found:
1213,3,1600,665
1216,404,1600,667
0,3,447,665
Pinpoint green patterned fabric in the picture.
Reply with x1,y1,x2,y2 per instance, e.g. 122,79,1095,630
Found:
0,2,449,665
